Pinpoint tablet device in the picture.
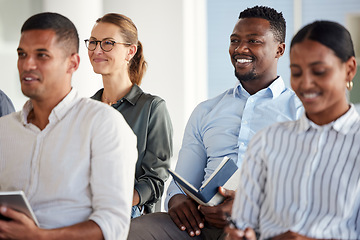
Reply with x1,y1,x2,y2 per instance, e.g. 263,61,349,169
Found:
0,190,39,226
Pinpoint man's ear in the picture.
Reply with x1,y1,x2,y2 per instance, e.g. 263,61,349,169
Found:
67,53,80,74
275,42,285,59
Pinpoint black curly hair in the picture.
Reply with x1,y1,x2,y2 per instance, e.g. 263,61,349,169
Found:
239,6,286,43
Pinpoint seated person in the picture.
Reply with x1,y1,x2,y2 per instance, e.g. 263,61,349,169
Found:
0,89,15,116
226,20,359,240
127,6,303,240
0,12,137,240
86,13,173,218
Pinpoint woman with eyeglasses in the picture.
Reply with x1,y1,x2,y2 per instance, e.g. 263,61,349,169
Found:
85,13,173,219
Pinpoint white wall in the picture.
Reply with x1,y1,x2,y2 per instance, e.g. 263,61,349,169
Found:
0,0,208,169
103,0,208,165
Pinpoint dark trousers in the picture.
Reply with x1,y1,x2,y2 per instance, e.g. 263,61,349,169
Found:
127,212,227,240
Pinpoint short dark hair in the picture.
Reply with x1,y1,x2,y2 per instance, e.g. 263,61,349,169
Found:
239,5,286,43
21,12,79,54
290,20,355,62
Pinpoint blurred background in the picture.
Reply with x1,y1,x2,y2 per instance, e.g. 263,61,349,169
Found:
1,0,360,171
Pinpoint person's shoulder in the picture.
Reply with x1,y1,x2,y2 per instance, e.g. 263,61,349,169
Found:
76,97,123,119
192,88,232,115
0,111,18,121
0,89,13,105
139,92,164,105
76,97,134,132
0,89,6,97
0,111,22,130
137,86,165,105
134,88,170,114
279,87,303,108
253,119,299,141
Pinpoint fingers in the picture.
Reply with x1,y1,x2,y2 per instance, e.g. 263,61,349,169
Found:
224,225,247,240
244,228,257,240
0,206,13,221
198,193,234,228
168,195,204,237
0,206,33,225
0,206,12,222
169,206,202,236
219,186,236,198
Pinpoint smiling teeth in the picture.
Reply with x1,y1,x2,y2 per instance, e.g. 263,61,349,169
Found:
303,93,318,99
24,77,33,81
237,59,252,63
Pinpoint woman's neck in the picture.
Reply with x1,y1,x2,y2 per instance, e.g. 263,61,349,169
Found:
101,73,133,105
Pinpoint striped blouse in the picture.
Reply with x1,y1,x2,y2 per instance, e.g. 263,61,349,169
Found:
232,105,360,240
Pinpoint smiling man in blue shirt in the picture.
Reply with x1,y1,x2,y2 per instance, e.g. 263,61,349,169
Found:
128,6,303,240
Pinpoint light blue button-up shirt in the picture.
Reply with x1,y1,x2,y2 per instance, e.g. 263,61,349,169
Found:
165,77,303,209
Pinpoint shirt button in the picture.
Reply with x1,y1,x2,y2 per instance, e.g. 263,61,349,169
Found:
240,142,245,147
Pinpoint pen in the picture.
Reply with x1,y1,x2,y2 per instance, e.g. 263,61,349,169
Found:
225,212,237,228
225,212,250,240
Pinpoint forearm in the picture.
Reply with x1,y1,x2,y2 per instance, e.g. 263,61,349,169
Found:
135,147,171,206
137,101,173,206
133,189,140,206
135,172,166,206
38,220,104,240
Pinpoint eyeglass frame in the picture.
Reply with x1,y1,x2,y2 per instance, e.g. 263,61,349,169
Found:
84,39,132,52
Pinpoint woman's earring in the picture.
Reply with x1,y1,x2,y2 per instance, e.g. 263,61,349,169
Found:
347,81,354,91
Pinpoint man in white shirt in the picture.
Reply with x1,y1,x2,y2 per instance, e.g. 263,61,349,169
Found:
0,12,137,240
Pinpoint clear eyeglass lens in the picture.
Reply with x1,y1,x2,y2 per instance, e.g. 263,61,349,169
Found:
101,40,114,51
88,41,98,51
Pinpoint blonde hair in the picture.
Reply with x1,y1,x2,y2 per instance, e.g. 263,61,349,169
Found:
96,13,147,85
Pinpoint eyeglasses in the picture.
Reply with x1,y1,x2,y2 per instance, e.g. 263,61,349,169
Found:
84,39,131,52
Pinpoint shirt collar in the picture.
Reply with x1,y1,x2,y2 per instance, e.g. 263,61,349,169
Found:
91,84,143,106
21,88,80,125
233,76,285,99
298,104,359,134
122,84,143,105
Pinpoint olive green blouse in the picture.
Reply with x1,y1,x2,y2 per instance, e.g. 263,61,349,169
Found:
92,84,173,213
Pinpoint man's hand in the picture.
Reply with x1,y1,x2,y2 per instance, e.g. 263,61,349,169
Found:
168,194,204,237
198,187,235,228
0,206,40,240
224,225,257,240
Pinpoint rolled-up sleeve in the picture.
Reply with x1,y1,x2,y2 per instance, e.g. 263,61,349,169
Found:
89,108,138,240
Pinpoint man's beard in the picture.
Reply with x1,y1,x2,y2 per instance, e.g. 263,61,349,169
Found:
235,67,257,82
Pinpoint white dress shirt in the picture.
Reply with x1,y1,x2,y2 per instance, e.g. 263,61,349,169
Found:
232,105,360,240
0,89,138,240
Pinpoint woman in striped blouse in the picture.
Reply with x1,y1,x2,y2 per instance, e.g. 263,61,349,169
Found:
226,20,359,240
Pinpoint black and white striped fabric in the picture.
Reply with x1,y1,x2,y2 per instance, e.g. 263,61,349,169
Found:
232,105,360,240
